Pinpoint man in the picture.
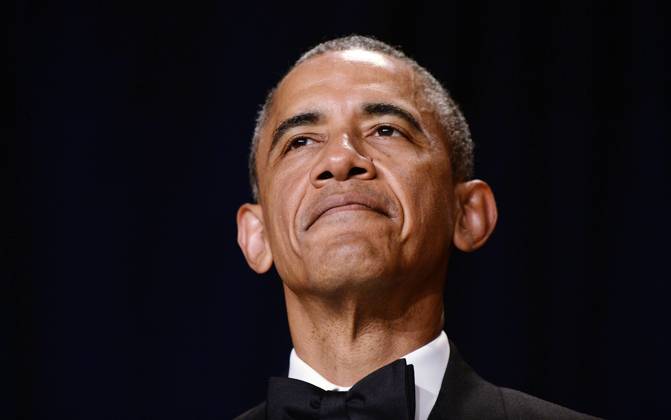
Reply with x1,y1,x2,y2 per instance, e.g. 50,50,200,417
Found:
235,36,599,420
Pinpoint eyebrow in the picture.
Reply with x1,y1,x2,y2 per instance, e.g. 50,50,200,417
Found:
362,102,423,132
270,111,322,155
267,103,423,158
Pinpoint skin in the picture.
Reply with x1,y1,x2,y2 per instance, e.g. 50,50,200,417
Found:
237,49,498,386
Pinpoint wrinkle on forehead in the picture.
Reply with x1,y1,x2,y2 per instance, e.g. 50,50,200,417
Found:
283,51,408,88
274,52,415,116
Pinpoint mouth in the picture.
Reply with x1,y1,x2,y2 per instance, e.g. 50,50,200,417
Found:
304,191,394,231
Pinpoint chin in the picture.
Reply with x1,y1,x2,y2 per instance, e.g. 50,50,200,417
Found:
304,241,395,294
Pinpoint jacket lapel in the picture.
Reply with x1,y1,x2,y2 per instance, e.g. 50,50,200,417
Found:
427,341,507,420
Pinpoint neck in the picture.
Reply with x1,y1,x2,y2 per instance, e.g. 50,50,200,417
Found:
284,279,444,387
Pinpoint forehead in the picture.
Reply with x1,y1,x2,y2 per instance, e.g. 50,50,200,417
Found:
270,50,421,122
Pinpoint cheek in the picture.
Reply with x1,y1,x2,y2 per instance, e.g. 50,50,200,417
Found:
409,164,452,230
261,161,310,270
263,160,307,227
404,170,453,274
383,149,453,252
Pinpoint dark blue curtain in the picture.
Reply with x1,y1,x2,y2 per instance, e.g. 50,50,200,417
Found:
12,1,669,418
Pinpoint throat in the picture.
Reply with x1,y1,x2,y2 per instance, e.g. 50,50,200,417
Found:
285,286,444,387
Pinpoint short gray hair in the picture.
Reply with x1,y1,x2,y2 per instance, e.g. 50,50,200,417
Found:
248,35,474,202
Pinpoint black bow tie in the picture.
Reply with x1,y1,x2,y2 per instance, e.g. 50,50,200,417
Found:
266,358,415,420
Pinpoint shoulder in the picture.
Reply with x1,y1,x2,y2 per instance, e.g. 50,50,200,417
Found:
498,387,601,420
232,401,266,420
431,341,602,420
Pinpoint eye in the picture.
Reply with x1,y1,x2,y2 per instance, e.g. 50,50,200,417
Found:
286,136,315,152
374,125,403,137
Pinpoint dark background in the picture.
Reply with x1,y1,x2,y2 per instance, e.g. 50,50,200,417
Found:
12,1,669,419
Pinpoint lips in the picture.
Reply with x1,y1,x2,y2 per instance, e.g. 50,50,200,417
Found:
303,190,395,231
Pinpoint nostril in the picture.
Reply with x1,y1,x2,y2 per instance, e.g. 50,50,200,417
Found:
317,170,334,180
348,167,367,177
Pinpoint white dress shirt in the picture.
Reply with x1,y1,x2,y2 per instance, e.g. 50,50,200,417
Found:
288,331,450,420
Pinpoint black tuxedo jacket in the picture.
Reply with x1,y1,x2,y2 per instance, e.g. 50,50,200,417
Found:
234,342,601,420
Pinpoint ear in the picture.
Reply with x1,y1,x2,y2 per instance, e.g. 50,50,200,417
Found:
453,180,498,252
236,203,273,273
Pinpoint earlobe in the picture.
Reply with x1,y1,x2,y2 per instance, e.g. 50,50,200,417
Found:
452,180,498,252
236,203,273,273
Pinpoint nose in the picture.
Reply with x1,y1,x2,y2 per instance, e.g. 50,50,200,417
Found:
309,134,376,188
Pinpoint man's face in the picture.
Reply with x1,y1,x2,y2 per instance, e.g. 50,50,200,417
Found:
254,50,456,296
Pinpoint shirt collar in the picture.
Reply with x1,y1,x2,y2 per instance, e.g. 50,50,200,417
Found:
287,331,450,420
